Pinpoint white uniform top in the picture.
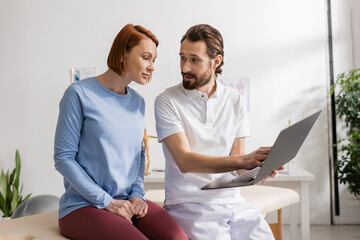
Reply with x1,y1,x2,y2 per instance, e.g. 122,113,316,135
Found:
155,82,250,205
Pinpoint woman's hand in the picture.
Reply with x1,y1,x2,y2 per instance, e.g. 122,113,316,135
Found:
130,197,148,219
104,199,135,223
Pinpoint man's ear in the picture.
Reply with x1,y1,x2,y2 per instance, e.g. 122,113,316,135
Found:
213,54,223,70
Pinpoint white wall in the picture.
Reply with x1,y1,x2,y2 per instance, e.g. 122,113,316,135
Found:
0,0,354,225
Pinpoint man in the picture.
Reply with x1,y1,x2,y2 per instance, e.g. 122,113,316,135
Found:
155,24,276,240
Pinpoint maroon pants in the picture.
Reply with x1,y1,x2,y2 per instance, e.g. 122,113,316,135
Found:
59,200,188,240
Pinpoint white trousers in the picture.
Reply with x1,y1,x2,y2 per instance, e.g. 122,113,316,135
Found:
165,201,275,240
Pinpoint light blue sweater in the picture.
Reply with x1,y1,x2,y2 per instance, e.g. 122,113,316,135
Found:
54,77,145,219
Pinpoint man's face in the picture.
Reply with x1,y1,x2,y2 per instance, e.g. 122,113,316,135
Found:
179,39,214,90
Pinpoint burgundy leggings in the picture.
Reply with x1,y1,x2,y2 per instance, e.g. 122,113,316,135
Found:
59,200,188,240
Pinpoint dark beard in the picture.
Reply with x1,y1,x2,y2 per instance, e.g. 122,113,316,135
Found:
182,67,213,90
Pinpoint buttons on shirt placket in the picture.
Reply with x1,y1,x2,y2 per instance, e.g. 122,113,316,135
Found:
203,95,214,126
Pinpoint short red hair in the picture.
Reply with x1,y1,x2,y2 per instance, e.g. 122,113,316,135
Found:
107,24,159,76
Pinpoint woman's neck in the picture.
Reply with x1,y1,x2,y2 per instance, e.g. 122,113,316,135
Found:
96,69,131,95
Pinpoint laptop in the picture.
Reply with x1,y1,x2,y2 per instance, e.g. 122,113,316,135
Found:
201,110,321,190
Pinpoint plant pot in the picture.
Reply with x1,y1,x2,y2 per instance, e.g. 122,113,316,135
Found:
1,216,11,221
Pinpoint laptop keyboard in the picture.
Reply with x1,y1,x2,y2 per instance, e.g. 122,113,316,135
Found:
230,167,260,183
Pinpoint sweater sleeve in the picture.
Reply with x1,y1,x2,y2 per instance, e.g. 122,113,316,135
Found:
54,84,112,208
129,143,146,200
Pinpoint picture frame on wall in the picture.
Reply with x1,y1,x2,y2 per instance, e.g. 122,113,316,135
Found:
70,67,96,83
218,76,250,111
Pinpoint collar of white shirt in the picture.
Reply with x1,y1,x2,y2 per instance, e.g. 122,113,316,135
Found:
182,81,225,99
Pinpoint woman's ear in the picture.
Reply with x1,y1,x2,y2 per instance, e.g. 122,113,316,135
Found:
121,53,125,63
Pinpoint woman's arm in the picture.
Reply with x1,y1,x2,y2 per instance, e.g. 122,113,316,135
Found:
54,84,112,208
129,142,146,200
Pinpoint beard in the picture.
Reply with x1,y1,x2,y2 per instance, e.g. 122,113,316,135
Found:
182,67,213,90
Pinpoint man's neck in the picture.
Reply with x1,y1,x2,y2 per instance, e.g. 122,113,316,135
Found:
197,77,217,98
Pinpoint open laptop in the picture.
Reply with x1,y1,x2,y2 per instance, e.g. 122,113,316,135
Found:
201,110,321,190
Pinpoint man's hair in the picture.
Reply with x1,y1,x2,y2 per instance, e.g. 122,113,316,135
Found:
107,24,159,77
181,24,224,77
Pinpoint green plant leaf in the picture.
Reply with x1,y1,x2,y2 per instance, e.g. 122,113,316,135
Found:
0,192,8,216
4,171,10,203
19,193,32,206
0,150,31,217
10,187,19,215
0,170,8,200
9,169,15,187
332,68,360,197
14,150,21,190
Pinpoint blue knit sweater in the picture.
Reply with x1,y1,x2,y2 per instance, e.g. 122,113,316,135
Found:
54,77,145,219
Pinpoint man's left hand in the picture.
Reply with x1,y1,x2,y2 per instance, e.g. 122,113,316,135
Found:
260,165,285,184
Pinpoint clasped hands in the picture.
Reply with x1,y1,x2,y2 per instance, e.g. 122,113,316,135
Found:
104,197,148,223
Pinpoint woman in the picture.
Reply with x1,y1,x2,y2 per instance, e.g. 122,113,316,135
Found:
54,24,187,240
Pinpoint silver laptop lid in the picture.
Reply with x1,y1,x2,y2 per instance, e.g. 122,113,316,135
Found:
253,110,321,183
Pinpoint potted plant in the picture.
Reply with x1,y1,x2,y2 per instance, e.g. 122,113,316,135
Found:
330,68,360,198
0,150,31,219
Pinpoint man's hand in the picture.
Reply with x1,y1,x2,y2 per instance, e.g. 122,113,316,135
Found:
130,197,148,219
260,165,285,184
104,199,135,223
240,147,272,170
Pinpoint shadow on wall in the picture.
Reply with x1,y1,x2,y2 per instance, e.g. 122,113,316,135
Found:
232,33,327,79
274,85,326,121
277,85,328,168
276,85,331,222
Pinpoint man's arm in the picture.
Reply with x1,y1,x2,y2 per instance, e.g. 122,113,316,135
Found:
229,137,248,175
229,137,245,156
163,132,270,173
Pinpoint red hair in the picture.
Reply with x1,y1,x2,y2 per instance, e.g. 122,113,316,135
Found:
107,24,159,76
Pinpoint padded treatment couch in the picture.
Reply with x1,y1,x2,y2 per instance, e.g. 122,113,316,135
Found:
0,185,299,240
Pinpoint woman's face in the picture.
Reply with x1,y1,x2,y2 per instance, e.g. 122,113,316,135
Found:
124,38,157,85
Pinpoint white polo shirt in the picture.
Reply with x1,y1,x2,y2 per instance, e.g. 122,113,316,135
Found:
154,82,250,205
